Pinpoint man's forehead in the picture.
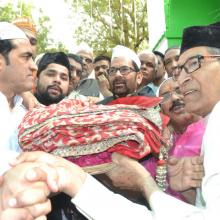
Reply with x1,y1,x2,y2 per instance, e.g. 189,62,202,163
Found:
164,48,180,60
45,63,69,73
76,50,93,59
159,79,178,94
178,46,209,64
12,38,32,52
139,53,155,62
69,58,82,70
24,29,37,39
94,59,109,66
111,56,133,66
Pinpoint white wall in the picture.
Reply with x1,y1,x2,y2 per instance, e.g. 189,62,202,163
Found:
146,0,167,52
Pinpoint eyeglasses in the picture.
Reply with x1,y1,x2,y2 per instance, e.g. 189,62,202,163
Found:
173,55,220,80
160,87,182,104
94,65,109,72
79,56,93,64
108,66,136,76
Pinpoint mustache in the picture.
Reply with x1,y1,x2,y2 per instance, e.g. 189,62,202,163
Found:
47,85,62,93
113,79,126,86
169,100,185,112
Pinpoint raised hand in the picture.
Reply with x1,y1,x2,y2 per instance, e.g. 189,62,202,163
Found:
168,156,204,192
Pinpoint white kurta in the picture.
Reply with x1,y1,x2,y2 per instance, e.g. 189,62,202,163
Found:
71,101,220,220
0,92,27,152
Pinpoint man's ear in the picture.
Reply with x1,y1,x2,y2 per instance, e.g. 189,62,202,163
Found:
0,54,6,72
136,71,143,86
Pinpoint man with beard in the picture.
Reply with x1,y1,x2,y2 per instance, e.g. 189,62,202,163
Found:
35,52,70,106
99,45,144,104
35,52,88,220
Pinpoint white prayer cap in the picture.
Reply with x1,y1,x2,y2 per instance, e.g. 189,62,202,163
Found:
0,22,28,41
111,45,141,69
74,43,93,55
156,77,173,97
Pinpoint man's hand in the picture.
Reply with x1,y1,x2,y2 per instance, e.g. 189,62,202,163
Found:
97,74,112,97
0,163,59,219
0,208,41,220
168,156,204,192
21,91,41,110
11,151,87,198
105,153,150,191
101,153,160,202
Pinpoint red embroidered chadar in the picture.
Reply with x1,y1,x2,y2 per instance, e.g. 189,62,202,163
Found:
18,96,168,174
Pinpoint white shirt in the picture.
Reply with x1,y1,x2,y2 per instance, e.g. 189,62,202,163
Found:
71,102,220,220
72,174,153,220
0,92,27,152
0,150,18,175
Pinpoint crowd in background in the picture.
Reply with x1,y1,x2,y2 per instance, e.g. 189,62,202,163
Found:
1,17,220,220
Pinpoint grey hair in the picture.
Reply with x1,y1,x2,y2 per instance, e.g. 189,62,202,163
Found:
207,47,220,55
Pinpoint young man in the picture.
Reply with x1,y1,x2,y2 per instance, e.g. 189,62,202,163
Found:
93,55,112,97
35,52,70,106
164,46,180,77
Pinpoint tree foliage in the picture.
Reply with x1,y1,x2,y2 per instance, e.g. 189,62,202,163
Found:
0,1,67,54
67,0,148,55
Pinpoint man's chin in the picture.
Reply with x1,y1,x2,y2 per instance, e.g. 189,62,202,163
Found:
114,91,129,97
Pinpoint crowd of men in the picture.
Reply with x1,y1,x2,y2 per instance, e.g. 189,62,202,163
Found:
0,16,220,220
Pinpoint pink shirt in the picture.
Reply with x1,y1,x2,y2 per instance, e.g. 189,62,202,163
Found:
142,119,206,202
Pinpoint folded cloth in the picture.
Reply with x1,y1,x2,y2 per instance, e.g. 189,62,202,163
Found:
18,97,168,174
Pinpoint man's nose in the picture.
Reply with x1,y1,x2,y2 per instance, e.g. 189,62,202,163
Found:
114,69,123,77
30,58,37,71
171,92,181,101
177,71,191,87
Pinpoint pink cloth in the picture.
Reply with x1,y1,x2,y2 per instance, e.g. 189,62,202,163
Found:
142,119,206,202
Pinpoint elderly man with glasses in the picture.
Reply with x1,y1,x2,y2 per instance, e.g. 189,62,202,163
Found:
73,45,104,99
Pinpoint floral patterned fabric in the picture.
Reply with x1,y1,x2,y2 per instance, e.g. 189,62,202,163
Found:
19,97,168,174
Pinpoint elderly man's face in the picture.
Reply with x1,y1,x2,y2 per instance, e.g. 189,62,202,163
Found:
139,53,157,85
109,57,142,97
164,48,180,77
159,78,191,126
76,50,93,79
177,46,220,117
